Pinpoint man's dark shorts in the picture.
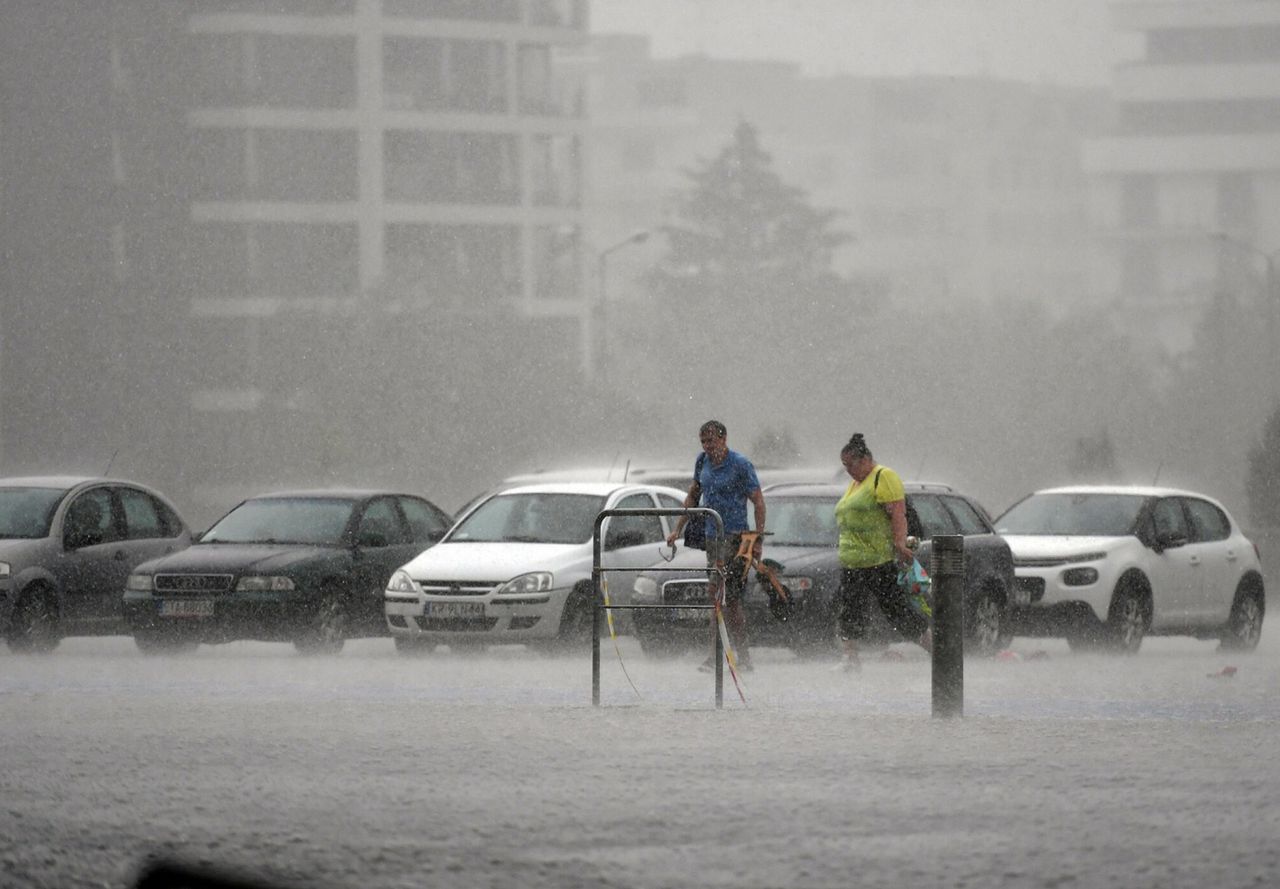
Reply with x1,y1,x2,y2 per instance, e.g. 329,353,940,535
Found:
706,533,748,605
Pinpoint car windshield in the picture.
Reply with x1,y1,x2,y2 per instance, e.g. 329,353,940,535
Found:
448,493,607,544
995,493,1146,536
202,497,356,546
0,487,67,539
768,495,839,547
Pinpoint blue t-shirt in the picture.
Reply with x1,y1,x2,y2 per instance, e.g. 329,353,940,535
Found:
697,449,761,536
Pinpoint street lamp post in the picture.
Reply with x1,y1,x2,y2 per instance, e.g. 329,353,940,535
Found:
596,230,650,387
1212,232,1280,384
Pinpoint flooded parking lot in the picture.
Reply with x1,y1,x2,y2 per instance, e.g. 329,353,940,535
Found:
2,628,1278,889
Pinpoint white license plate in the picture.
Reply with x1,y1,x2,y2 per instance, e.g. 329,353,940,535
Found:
159,599,214,618
671,608,706,622
426,601,485,619
1012,589,1032,606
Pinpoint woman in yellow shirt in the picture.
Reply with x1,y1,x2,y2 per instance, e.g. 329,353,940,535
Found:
833,433,932,671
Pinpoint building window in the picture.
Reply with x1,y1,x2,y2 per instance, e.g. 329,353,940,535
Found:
635,77,686,108
256,34,356,108
1120,175,1157,228
1217,173,1256,232
533,225,579,300
256,129,358,201
385,223,518,307
384,131,517,204
383,37,446,110
528,134,580,206
187,223,250,296
449,40,507,113
383,0,520,21
1120,243,1159,299
253,223,358,297
518,43,554,114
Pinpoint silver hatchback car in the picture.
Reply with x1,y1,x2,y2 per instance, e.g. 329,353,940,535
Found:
0,476,192,652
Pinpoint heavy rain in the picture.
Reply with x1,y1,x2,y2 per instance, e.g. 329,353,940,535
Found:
1,1,1278,887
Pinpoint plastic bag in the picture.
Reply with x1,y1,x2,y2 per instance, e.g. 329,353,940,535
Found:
896,557,933,619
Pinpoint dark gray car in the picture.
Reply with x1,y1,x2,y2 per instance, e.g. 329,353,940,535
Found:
630,482,1016,658
0,476,192,652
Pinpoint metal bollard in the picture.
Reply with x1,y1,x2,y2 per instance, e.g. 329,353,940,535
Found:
930,534,964,718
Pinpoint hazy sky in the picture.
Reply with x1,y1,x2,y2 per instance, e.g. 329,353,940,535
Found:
591,0,1141,86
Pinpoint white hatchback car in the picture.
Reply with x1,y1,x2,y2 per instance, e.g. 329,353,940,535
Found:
384,482,687,653
994,485,1265,653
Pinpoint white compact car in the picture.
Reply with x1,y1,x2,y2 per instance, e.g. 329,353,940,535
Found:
995,485,1265,653
384,482,687,654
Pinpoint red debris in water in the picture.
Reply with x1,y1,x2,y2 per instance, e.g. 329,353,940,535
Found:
1207,666,1238,679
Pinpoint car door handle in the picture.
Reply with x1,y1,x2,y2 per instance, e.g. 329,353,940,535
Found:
1187,555,1200,566
1225,550,1238,562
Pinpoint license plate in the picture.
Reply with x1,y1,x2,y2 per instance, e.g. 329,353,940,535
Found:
159,599,214,618
426,601,484,619
670,608,706,622
1013,588,1032,606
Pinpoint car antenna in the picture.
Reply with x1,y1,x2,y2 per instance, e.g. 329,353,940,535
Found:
1151,460,1163,485
622,458,632,482
102,448,119,477
606,451,621,480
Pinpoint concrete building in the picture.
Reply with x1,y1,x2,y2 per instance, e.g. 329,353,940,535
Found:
1084,0,1280,352
1,0,589,515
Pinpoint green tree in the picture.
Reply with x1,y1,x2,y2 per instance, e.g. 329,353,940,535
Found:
643,119,866,412
1246,403,1280,527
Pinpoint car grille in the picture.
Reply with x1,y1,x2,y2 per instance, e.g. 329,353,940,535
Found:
417,580,500,597
154,573,234,594
663,580,708,606
414,616,499,632
1014,576,1045,602
1013,557,1067,568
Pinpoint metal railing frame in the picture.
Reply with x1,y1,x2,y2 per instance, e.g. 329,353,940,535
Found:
591,507,726,707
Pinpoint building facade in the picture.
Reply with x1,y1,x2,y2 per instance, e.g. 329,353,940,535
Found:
1084,0,1280,351
1,0,590,516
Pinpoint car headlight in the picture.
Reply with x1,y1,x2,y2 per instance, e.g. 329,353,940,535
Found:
0,561,10,579
125,573,153,592
386,570,419,594
632,576,658,600
1062,567,1099,586
495,572,553,596
235,575,295,592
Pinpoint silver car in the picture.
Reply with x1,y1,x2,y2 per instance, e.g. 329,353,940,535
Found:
0,476,192,652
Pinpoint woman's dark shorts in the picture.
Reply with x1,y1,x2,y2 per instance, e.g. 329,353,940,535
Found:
836,562,929,642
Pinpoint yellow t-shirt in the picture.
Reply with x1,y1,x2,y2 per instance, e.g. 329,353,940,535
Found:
835,465,905,568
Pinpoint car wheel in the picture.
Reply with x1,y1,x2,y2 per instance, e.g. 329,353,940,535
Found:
1220,581,1265,652
134,629,199,656
294,587,347,655
966,587,1010,657
1104,580,1148,654
552,583,594,650
393,635,435,657
5,586,61,654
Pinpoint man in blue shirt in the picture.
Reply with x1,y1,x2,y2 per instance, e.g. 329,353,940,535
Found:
666,420,766,671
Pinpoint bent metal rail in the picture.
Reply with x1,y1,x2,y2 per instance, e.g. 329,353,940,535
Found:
591,507,727,708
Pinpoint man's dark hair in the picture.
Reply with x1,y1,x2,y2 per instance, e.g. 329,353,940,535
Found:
700,420,727,438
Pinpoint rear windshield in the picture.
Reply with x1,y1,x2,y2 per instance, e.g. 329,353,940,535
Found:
448,493,607,545
767,495,839,547
995,493,1146,537
0,487,68,539
202,497,356,546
